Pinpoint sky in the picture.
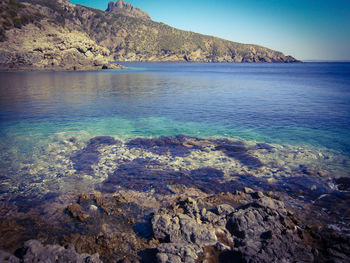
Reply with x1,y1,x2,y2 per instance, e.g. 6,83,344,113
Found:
71,0,350,61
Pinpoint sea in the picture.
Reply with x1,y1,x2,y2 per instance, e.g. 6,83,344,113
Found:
0,63,350,243
1,63,350,147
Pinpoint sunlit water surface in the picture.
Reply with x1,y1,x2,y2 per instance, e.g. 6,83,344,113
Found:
0,62,350,199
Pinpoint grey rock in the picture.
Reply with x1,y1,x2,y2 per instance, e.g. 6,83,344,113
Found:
215,204,235,216
157,253,182,263
226,196,314,263
201,210,226,226
152,198,218,263
256,196,287,215
152,213,217,247
178,197,199,219
0,250,20,263
152,214,180,241
202,210,220,223
1,240,102,263
157,243,199,263
176,214,217,247
151,194,350,262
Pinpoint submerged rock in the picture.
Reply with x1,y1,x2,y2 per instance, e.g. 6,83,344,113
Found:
71,136,120,175
101,160,189,194
214,139,263,168
101,158,232,194
67,203,90,222
254,142,274,151
127,135,205,157
335,177,350,191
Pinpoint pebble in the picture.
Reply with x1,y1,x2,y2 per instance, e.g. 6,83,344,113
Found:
89,205,98,211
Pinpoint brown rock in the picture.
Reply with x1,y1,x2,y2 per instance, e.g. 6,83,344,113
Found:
67,203,90,222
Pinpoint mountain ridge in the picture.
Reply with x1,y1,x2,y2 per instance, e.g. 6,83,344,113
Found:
0,0,299,71
106,0,151,20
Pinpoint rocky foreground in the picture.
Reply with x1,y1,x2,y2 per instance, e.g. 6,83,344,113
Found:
0,190,349,262
0,135,349,262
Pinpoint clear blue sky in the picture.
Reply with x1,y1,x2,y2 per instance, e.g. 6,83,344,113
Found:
71,0,350,61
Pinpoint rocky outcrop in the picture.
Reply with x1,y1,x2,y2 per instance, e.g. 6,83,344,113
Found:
152,197,218,263
106,0,151,20
1,187,349,262
225,196,314,262
0,0,125,71
151,191,350,263
0,240,102,263
0,19,124,71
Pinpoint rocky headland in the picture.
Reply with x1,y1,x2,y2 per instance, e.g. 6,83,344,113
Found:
0,0,299,71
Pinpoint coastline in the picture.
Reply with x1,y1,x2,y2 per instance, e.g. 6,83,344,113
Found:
0,61,302,72
0,134,349,262
0,63,126,72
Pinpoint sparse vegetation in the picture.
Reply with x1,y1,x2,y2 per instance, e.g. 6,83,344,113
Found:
0,0,296,62
0,0,45,40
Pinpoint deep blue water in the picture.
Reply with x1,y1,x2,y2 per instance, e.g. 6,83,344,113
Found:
0,62,350,156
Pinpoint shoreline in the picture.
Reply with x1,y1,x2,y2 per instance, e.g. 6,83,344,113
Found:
0,187,349,262
0,63,126,72
0,60,311,72
0,134,349,261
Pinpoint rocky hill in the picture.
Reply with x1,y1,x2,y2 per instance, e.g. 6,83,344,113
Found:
0,0,298,71
0,0,124,70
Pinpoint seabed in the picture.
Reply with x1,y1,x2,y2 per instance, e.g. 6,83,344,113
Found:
0,134,349,262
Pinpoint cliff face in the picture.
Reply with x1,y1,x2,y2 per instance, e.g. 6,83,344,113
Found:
0,0,123,70
0,21,116,71
0,0,299,71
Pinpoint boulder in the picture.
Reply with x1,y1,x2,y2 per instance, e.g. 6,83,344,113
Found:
157,243,199,263
0,250,19,263
152,198,217,263
226,196,314,262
